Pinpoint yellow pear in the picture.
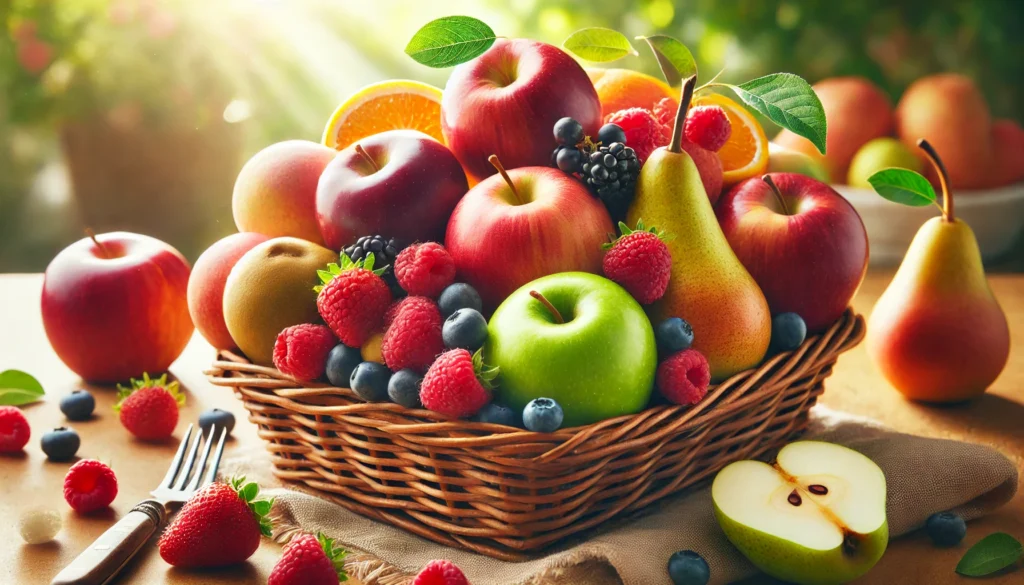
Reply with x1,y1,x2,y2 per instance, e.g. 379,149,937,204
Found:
627,76,771,380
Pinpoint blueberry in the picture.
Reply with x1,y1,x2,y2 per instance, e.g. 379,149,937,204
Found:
438,283,483,319
41,427,80,462
770,312,807,353
556,147,583,174
60,390,95,421
523,398,564,433
598,123,627,146
657,318,695,354
350,362,390,402
326,344,363,388
472,403,520,427
925,512,967,547
198,408,235,436
553,117,584,146
388,369,423,409
443,309,489,351
667,550,710,585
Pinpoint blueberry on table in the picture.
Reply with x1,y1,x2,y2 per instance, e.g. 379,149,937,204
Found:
438,283,483,319
770,312,807,353
198,408,236,436
523,398,564,433
925,511,967,547
326,343,363,388
553,117,584,146
350,362,391,402
41,427,80,462
667,550,710,585
60,390,95,421
656,317,695,354
388,369,423,409
443,309,489,351
472,403,521,428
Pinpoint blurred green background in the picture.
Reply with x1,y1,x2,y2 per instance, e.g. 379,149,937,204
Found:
2,0,1022,271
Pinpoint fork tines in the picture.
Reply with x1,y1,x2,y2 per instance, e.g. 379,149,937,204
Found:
157,424,228,499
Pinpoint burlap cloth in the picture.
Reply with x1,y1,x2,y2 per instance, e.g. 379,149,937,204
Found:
223,406,1018,585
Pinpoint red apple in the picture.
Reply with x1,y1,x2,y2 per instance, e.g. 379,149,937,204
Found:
317,130,468,250
716,173,868,332
42,232,194,383
445,158,614,309
441,38,601,183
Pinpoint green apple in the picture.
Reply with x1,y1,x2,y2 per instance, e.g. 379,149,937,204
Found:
847,137,924,188
485,272,656,427
768,142,831,183
712,441,888,585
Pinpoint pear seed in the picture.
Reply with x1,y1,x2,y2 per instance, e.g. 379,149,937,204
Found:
808,484,828,495
787,490,802,506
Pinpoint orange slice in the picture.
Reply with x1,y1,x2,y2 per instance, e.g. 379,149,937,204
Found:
322,80,444,150
693,93,769,187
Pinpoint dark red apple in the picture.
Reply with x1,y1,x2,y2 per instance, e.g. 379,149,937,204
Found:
441,38,601,183
716,173,868,332
316,130,468,250
445,158,614,309
42,232,194,383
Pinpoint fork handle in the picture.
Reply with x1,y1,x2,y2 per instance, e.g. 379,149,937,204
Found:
51,500,166,585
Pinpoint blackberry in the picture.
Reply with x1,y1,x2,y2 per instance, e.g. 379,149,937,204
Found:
582,142,640,221
344,235,404,295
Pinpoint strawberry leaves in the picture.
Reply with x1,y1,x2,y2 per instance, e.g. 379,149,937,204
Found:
316,532,349,582
471,349,500,391
228,476,275,538
114,372,184,412
315,252,389,293
603,219,674,249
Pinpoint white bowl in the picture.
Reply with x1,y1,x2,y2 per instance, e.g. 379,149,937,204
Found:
834,182,1024,266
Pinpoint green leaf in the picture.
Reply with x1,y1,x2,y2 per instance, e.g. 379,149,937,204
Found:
252,499,272,516
405,16,496,68
956,533,1023,577
867,168,938,207
563,27,637,62
728,73,827,154
242,482,259,502
636,35,696,87
0,370,44,406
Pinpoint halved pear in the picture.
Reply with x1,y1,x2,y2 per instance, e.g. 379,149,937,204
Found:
712,441,888,585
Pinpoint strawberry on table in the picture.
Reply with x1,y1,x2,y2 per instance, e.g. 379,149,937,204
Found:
602,220,673,305
316,252,392,347
158,476,273,568
268,532,348,585
115,373,184,440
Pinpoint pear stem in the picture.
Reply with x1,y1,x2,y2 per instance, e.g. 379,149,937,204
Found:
529,290,564,324
917,139,954,223
668,75,698,154
762,175,790,215
489,154,524,204
85,228,110,259
354,144,380,172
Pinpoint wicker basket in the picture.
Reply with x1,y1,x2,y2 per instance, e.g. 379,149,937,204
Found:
206,309,865,561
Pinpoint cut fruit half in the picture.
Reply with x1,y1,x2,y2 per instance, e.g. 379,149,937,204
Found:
322,80,444,150
693,92,769,187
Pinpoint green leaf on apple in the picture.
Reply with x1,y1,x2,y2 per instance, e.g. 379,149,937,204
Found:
405,16,496,68
867,168,938,207
635,35,696,87
563,27,638,63
0,369,45,406
956,532,1023,577
726,73,827,155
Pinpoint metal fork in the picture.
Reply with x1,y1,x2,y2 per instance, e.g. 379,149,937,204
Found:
51,424,228,585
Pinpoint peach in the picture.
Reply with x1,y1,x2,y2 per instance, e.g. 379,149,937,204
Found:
232,140,336,245
586,68,677,118
187,232,269,350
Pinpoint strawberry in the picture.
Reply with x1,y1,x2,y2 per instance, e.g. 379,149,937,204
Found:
316,252,392,347
268,532,348,585
115,373,184,440
601,220,673,305
419,349,498,419
158,476,273,568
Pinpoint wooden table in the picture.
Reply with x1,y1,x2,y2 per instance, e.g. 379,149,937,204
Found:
2,272,1022,585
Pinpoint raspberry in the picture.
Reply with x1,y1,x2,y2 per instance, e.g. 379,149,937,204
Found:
115,373,183,440
273,324,337,381
420,349,497,419
657,349,711,406
64,459,118,513
316,252,392,347
652,97,679,130
685,105,732,152
395,242,456,297
602,220,672,304
382,297,444,372
268,532,348,585
384,295,436,330
604,108,670,164
412,559,470,585
0,406,30,452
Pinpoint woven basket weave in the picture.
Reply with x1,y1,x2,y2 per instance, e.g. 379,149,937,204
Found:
206,309,864,561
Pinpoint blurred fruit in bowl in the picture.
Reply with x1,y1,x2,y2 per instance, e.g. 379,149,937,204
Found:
587,68,676,118
775,76,894,183
232,140,335,246
188,232,269,350
847,138,923,188
693,93,768,190
321,80,445,150
766,143,830,182
441,38,601,183
42,232,193,383
989,119,1024,187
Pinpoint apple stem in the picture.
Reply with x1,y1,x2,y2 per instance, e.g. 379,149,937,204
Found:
917,139,954,223
529,290,565,324
762,175,790,215
668,74,698,154
354,144,380,172
489,154,524,204
85,228,110,259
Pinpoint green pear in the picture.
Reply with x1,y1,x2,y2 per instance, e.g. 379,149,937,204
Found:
767,142,831,183
626,76,770,380
713,441,889,585
847,137,924,188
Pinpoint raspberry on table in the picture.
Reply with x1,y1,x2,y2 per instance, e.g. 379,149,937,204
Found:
604,107,670,164
0,405,31,452
382,296,444,372
419,349,497,419
316,252,392,347
411,559,471,585
602,220,672,305
273,323,337,381
685,105,732,152
114,373,184,441
395,242,456,298
64,459,118,513
657,349,711,406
